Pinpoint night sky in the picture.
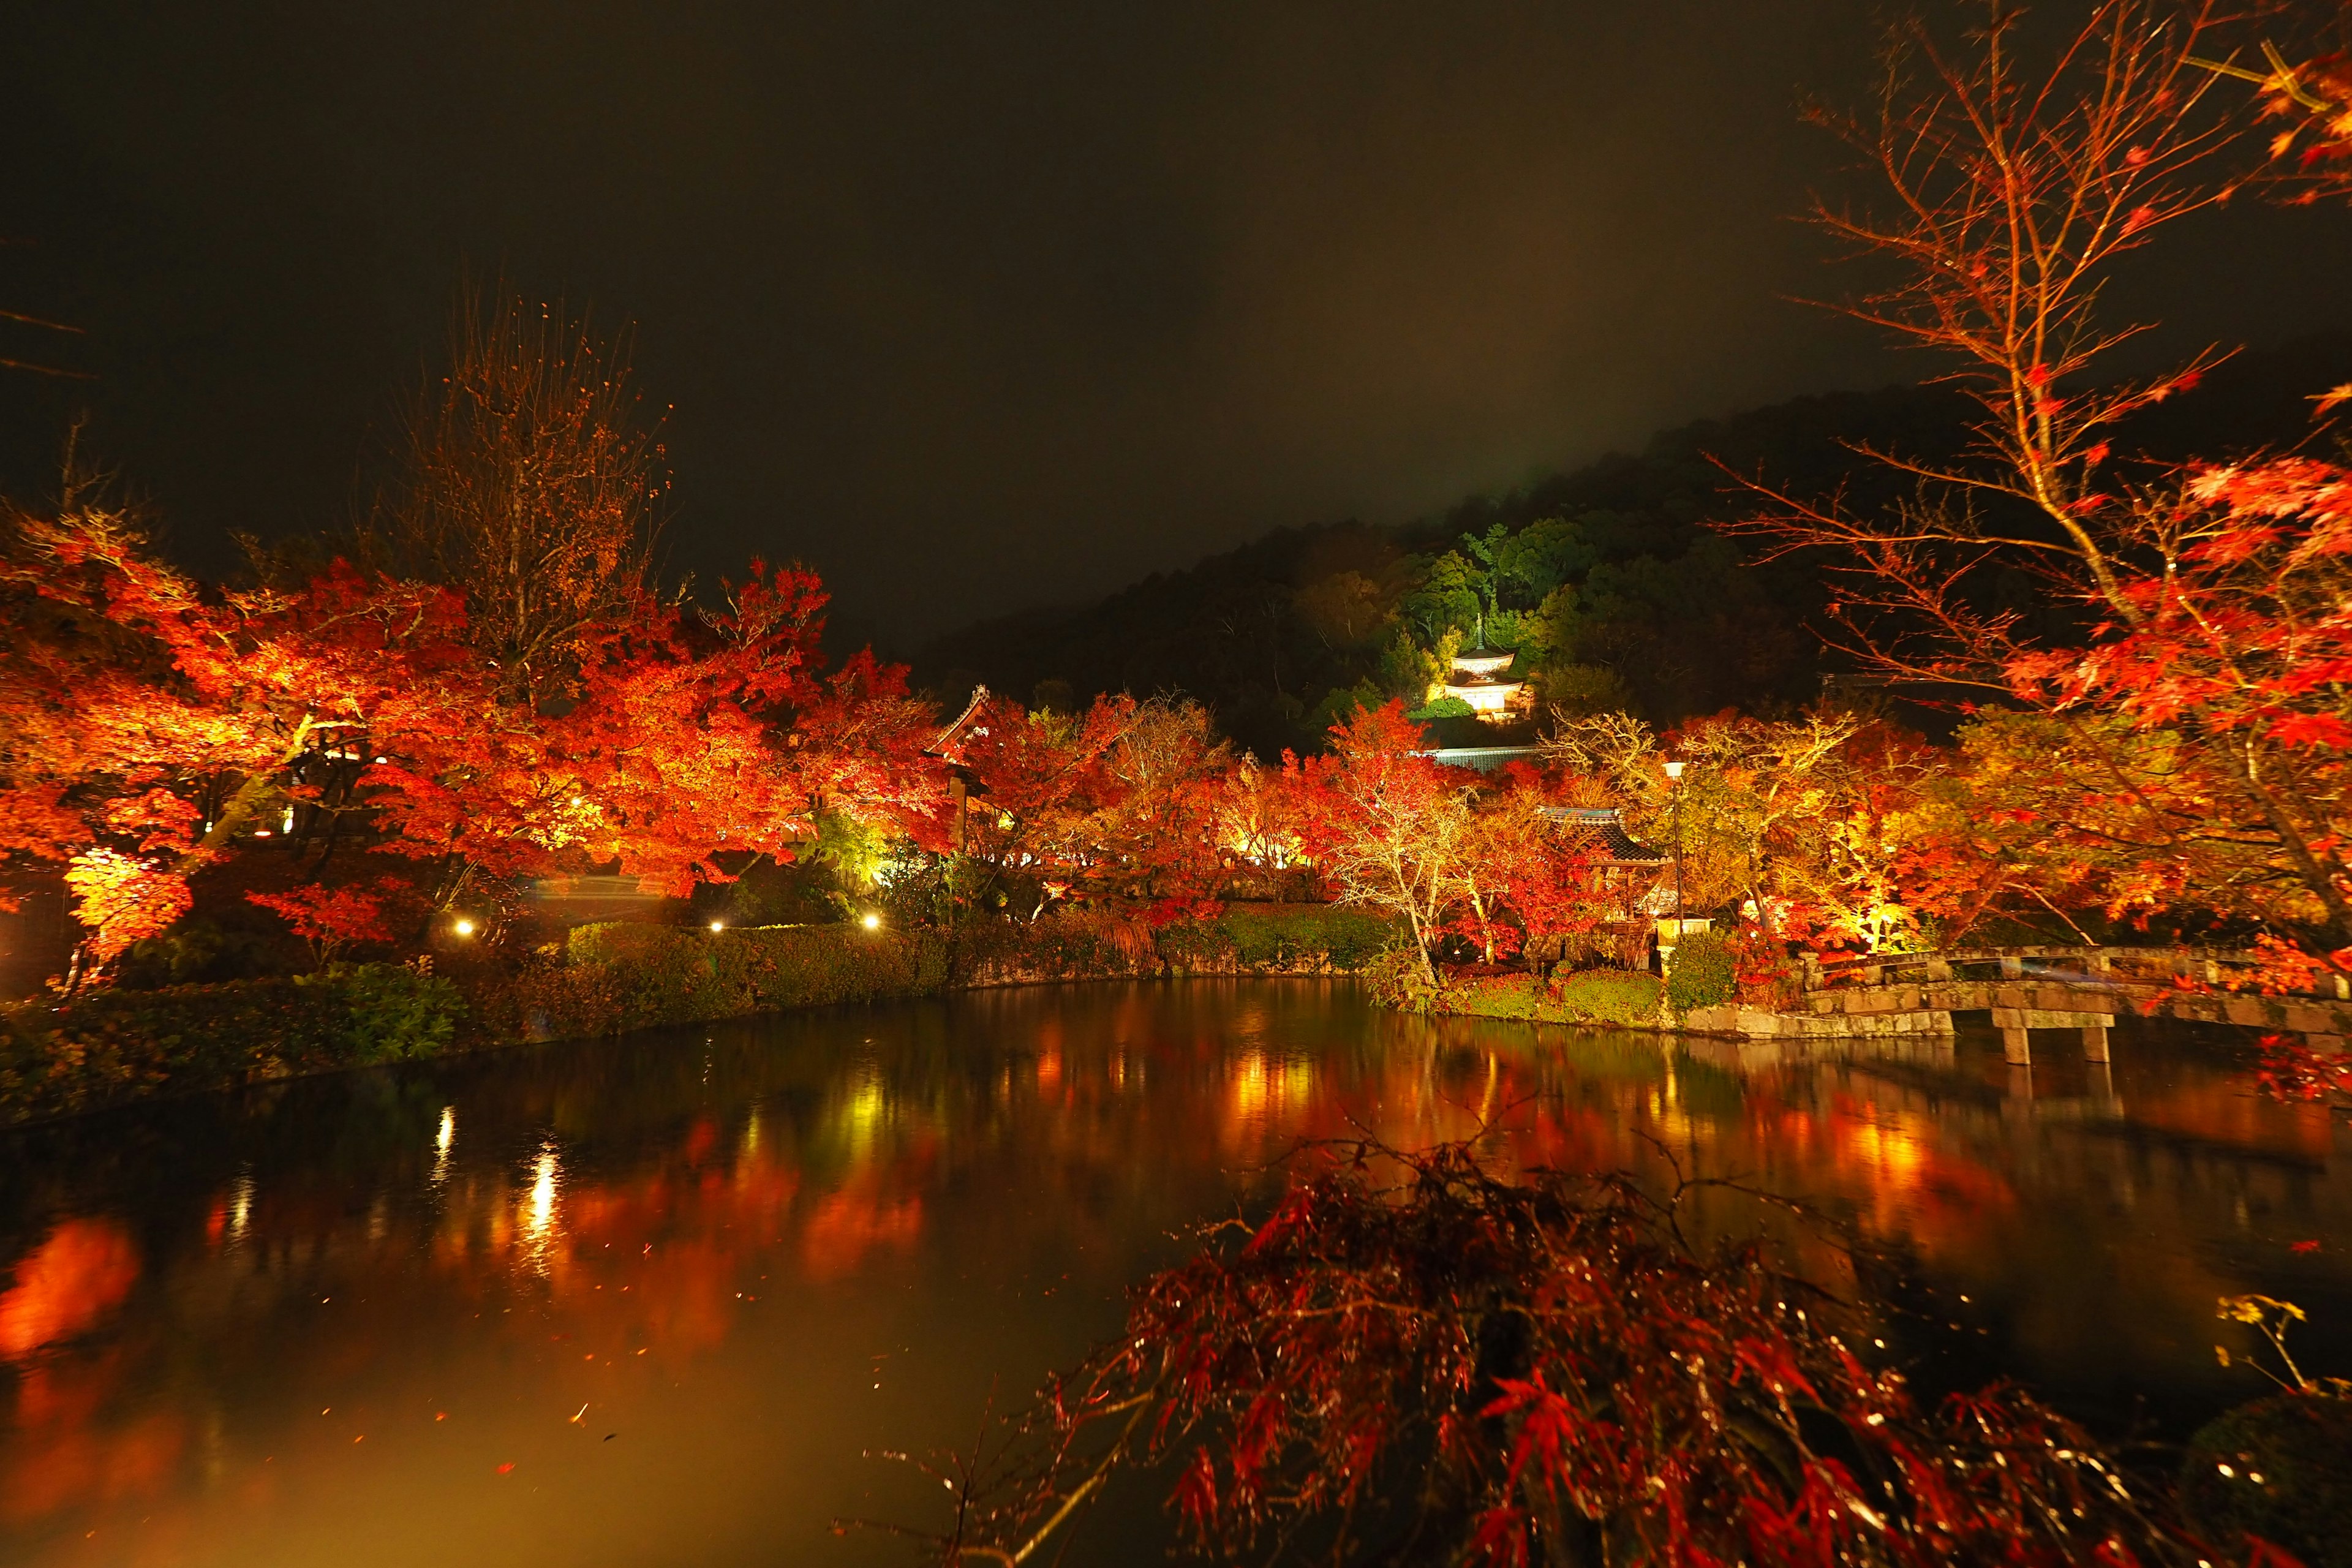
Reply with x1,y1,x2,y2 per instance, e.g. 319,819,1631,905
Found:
5,1,2350,647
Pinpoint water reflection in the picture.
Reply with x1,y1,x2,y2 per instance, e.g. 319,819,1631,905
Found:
0,981,2345,1566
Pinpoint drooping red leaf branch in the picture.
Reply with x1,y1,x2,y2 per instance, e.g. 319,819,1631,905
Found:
876,1142,2210,1567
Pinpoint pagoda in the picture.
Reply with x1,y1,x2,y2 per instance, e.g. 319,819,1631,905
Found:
1440,617,1529,721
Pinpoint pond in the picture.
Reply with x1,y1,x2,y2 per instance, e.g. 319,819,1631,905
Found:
1,979,2346,1566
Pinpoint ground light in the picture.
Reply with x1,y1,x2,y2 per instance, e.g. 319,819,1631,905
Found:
709,919,725,933
861,912,881,930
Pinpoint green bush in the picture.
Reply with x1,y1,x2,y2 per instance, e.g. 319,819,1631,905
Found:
0,962,464,1125
1553,967,1664,1026
1665,932,1737,1015
1447,973,1545,1019
1175,906,1398,974
2180,1393,2352,1568
963,903,1401,984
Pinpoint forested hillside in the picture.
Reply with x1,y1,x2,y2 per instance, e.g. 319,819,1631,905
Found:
914,334,2351,759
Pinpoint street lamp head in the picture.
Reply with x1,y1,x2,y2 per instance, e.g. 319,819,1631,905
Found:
1663,761,1686,781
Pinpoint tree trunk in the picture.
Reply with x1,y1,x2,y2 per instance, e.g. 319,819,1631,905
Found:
2225,735,2352,947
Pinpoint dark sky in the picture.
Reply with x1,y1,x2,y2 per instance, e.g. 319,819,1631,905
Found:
4,1,2349,647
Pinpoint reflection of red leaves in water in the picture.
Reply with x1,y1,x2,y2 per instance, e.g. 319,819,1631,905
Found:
1757,1096,2015,1244
0,1218,139,1357
4,1351,187,1524
802,1187,924,1280
2291,1239,2323,1254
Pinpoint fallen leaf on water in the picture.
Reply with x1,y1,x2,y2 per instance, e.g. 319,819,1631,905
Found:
570,1403,588,1424
497,1463,516,1475
2290,1239,2322,1254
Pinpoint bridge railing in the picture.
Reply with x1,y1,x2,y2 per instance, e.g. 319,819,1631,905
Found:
1798,945,2349,1000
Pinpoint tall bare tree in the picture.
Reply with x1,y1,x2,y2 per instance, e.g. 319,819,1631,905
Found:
380,287,665,704
1727,0,2245,642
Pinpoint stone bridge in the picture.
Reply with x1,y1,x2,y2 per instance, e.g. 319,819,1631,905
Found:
1684,946,2352,1065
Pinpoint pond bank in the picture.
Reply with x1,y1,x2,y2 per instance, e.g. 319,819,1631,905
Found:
0,905,1394,1127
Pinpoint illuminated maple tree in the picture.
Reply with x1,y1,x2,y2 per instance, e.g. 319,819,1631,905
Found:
1286,702,1472,983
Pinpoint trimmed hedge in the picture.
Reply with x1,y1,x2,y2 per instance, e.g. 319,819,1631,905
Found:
484,921,950,1040
1555,967,1665,1026
955,903,1401,986
1158,905,1398,976
1431,967,1665,1027
0,962,463,1125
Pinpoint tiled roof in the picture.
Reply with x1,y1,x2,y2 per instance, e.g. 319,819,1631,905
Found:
1538,805,1668,864
925,684,991,761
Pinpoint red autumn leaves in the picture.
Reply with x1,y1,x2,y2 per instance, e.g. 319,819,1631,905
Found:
0,502,945,981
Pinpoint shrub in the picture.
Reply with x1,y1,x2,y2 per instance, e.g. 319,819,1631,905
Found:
0,962,464,1125
1444,973,1544,1019
1170,906,1398,975
964,903,1401,984
311,962,462,1060
1362,948,1442,1014
2180,1393,2352,1567
956,909,1162,985
1553,966,1662,1026
1665,930,1737,1014
489,921,948,1038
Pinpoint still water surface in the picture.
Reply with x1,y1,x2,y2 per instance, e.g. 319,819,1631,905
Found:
2,980,2347,1566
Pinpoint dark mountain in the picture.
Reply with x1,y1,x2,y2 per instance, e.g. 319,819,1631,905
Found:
913,334,2352,759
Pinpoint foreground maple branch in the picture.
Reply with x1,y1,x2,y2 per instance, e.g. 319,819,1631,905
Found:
881,1142,2210,1566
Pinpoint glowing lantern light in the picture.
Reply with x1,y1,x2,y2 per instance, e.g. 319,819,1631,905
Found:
708,919,725,933
861,912,881,931
453,918,476,938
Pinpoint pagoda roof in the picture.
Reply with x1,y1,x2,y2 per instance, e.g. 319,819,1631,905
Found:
1450,649,1515,678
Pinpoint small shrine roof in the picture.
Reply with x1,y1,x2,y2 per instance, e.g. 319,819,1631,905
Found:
1537,805,1668,865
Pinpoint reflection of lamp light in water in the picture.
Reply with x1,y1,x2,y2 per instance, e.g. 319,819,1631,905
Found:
527,1147,559,1239
432,1106,455,1183
228,1172,254,1243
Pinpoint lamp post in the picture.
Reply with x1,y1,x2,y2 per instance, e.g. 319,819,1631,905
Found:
1662,760,1686,941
